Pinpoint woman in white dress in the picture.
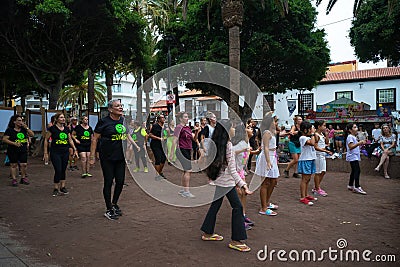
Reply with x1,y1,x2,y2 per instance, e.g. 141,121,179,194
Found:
255,112,280,216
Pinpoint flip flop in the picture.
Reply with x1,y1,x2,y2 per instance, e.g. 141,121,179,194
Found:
201,233,224,241
267,203,279,210
258,209,277,216
228,243,251,252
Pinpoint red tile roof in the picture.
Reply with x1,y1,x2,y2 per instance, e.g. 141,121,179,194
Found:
151,100,167,107
320,67,400,84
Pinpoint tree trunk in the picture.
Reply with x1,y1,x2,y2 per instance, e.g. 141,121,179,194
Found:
49,86,61,109
145,91,150,123
20,95,26,112
87,69,95,112
228,25,240,117
105,69,113,101
136,70,143,122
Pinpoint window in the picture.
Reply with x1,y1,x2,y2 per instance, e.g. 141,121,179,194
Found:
206,103,216,111
264,94,274,111
112,84,121,93
376,88,396,110
298,93,314,113
335,91,353,100
185,100,193,113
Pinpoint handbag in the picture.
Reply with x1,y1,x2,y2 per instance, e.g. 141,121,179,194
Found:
372,147,382,157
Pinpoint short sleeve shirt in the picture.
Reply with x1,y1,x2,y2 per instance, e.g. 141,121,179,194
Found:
94,116,126,161
346,134,360,161
298,136,316,161
74,125,93,147
174,124,192,150
150,123,163,148
5,128,29,153
49,125,71,153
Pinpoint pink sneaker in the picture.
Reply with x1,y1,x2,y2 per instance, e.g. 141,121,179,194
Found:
317,188,327,197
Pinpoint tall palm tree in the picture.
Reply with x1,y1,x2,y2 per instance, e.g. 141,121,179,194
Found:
316,0,395,16
57,71,106,113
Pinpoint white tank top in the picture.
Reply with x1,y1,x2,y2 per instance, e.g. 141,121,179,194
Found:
316,133,326,155
261,130,276,152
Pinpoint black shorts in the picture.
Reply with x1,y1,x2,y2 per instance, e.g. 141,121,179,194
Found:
151,145,166,165
7,150,28,164
77,144,90,153
177,148,192,171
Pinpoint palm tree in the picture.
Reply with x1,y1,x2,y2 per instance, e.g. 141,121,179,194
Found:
316,0,395,16
57,71,106,113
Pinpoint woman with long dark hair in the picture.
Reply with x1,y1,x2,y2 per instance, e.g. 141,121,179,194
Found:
3,115,34,186
284,116,303,178
201,119,252,252
44,113,78,196
72,116,94,178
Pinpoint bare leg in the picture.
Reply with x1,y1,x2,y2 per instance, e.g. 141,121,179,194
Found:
300,174,311,198
265,178,277,205
314,173,320,190
181,171,191,191
10,163,18,180
383,156,390,176
259,178,268,211
20,163,27,178
80,152,87,174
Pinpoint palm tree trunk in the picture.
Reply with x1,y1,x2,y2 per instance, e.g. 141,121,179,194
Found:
87,69,95,112
136,70,143,122
229,25,240,117
105,69,113,101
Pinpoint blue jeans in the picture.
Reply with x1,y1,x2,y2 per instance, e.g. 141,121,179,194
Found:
201,186,246,241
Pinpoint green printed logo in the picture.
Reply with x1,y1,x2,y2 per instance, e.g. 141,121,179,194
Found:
132,134,137,141
17,133,25,140
115,124,126,134
163,129,168,137
84,130,90,137
59,132,68,140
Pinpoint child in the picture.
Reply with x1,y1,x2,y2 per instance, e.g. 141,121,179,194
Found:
297,121,318,206
255,112,280,215
346,123,367,194
312,120,333,197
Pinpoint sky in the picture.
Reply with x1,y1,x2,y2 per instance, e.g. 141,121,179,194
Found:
314,0,387,70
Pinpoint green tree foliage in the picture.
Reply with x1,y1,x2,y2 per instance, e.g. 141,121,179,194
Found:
0,0,146,109
349,0,400,63
156,0,329,94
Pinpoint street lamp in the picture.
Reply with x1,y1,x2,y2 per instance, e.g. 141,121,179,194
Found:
164,34,175,121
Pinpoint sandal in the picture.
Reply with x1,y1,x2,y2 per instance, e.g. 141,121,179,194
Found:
228,242,251,252
201,233,224,241
258,209,277,216
267,203,279,210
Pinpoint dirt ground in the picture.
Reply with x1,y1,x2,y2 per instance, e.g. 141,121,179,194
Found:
0,153,399,267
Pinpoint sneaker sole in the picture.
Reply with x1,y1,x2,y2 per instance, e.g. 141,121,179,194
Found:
104,214,119,220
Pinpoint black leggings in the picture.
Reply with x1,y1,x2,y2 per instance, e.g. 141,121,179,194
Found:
100,159,126,210
134,148,147,168
50,150,69,183
349,160,361,188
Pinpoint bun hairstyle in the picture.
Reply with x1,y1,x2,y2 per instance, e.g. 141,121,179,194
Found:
206,119,232,181
299,121,312,135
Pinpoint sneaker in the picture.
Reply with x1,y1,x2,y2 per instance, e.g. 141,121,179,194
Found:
347,185,355,192
86,173,93,177
313,188,327,197
69,166,74,171
160,173,167,179
178,189,185,195
20,178,30,185
293,173,302,178
52,189,59,197
104,209,119,220
284,170,289,178
60,187,69,195
244,222,252,231
244,216,254,226
81,173,88,178
155,175,163,181
306,195,317,201
300,198,314,206
112,204,122,216
353,187,367,195
208,180,216,186
133,167,140,173
144,167,149,173
181,191,195,198
12,179,18,187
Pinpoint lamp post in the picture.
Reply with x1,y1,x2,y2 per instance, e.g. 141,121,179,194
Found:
164,34,175,122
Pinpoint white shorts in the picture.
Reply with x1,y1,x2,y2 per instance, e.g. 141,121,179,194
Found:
315,154,326,174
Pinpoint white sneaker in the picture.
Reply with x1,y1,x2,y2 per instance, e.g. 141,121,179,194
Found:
353,187,367,195
347,185,354,191
181,191,195,198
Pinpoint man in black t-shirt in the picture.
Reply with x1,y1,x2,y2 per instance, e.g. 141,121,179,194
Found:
149,114,167,180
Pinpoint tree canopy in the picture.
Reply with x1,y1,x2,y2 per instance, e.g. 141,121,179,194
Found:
0,0,146,108
349,0,400,64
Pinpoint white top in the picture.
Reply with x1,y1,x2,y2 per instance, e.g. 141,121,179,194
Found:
208,124,215,138
298,136,316,161
372,128,382,142
214,142,246,188
315,133,326,156
232,140,250,172
346,134,360,161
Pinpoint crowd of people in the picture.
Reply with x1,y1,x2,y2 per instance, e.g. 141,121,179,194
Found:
2,99,398,253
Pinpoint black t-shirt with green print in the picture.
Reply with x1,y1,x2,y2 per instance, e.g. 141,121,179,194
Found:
94,116,126,161
5,128,29,153
49,125,71,153
74,124,93,147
